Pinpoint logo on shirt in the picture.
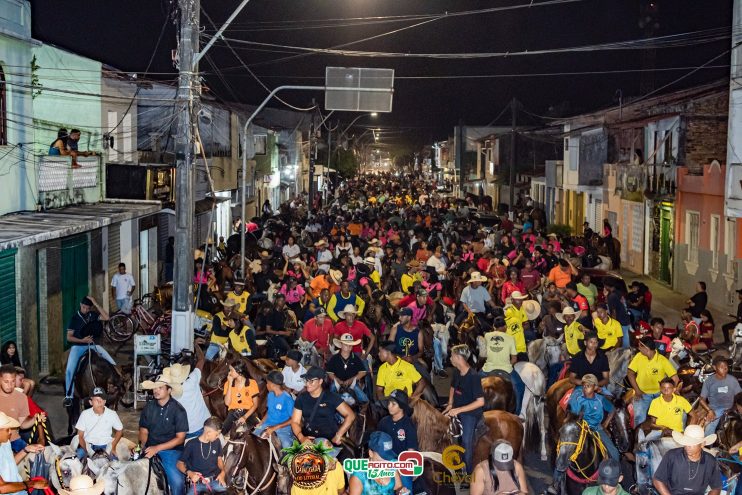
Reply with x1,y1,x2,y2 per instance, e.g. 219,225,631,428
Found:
649,367,659,376
396,429,406,442
674,407,682,414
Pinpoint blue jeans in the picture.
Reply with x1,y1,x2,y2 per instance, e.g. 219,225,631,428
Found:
621,325,631,348
633,392,660,427
65,345,117,398
192,480,227,493
547,363,563,391
459,414,479,474
597,426,620,461
205,343,223,361
330,380,369,405
76,444,108,460
10,438,27,454
433,336,445,372
253,424,295,449
158,449,185,495
705,407,727,436
510,370,525,415
116,298,132,314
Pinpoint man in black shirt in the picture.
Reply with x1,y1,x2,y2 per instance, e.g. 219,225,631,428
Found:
445,344,484,474
605,280,631,348
378,390,418,454
265,295,294,359
722,289,742,344
568,331,610,392
653,424,721,495
291,367,355,446
326,334,368,405
178,417,226,493
140,372,189,495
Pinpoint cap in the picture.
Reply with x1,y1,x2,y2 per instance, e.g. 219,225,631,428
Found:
314,307,328,317
491,441,514,471
90,387,107,400
596,458,621,487
416,289,428,297
399,307,413,317
284,349,302,363
266,370,284,385
301,367,327,380
368,431,396,461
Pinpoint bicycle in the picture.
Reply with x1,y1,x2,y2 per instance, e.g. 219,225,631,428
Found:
105,300,172,351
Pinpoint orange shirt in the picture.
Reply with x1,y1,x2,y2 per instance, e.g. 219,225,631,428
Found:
310,275,338,298
223,379,260,410
347,223,363,237
548,266,572,288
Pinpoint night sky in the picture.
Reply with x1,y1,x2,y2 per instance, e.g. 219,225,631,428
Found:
30,0,733,145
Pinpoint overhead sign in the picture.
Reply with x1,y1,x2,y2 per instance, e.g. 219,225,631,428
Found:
325,67,394,113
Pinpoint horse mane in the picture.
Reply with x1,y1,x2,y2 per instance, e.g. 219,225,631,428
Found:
410,398,451,450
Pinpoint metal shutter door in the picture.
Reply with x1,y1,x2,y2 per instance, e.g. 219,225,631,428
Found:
0,249,17,344
108,224,121,308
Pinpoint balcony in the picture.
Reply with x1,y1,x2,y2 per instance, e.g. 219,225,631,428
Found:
612,162,676,202
38,156,103,210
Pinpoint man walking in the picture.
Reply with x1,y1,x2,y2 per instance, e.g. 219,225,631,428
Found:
111,263,135,314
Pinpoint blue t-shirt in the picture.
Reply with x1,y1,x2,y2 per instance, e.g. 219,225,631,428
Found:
568,386,613,430
264,391,294,427
459,285,491,314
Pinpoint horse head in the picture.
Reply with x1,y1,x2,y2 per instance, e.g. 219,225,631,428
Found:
296,339,322,368
223,424,275,494
410,397,454,452
554,420,581,473
606,347,635,397
47,444,84,492
717,411,742,452
481,374,516,413
608,396,633,453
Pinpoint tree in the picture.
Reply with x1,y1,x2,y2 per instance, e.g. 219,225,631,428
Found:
333,148,359,178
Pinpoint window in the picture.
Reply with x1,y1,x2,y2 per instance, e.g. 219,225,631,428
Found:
686,210,700,263
710,214,720,270
726,218,737,273
564,138,569,152
254,135,267,155
653,130,660,164
663,130,673,164
0,66,6,146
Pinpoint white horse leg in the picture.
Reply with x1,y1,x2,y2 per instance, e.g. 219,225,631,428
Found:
538,398,548,461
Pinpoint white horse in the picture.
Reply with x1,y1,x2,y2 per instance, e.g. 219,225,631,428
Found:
28,444,84,494
98,459,164,495
528,336,564,377
295,338,324,368
514,361,548,461
606,347,635,397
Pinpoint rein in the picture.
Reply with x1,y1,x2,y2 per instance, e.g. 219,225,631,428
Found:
556,420,607,483
227,435,278,495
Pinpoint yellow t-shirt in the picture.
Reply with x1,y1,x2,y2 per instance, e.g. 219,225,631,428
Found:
400,273,422,294
593,317,623,350
226,291,250,314
291,462,346,495
482,331,516,373
504,305,528,353
564,321,585,357
376,358,422,396
628,352,677,394
647,394,692,432
228,326,252,355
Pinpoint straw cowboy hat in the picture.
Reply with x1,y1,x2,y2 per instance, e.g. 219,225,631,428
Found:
556,306,578,324
249,259,263,274
406,260,421,269
59,475,105,495
221,299,237,309
364,256,377,265
671,424,717,447
522,299,542,321
165,363,191,385
329,269,343,285
141,368,184,398
314,239,328,248
259,250,273,260
510,291,528,300
337,304,359,318
467,272,488,284
368,238,381,246
333,332,362,348
0,411,20,429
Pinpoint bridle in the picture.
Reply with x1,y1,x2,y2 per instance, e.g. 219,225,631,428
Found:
225,434,278,495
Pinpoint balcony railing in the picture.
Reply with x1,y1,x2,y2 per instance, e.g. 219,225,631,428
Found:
612,162,676,201
38,155,103,209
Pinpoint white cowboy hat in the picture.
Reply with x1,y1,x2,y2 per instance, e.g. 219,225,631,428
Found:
556,306,578,324
141,369,184,398
0,411,20,429
289,258,306,267
338,304,359,318
510,291,528,300
329,269,343,285
522,299,542,321
314,239,328,248
671,424,717,447
467,272,488,284
333,332,362,348
59,475,105,495
368,238,381,246
364,256,377,265
249,259,263,274
165,363,191,384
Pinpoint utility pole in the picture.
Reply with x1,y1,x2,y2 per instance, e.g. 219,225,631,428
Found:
508,98,518,209
725,0,742,216
171,0,200,354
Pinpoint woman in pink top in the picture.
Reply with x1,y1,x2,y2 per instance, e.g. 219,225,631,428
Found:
501,269,526,305
279,277,306,315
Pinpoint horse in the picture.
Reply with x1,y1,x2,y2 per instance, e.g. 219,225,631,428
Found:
67,350,132,435
481,375,516,413
98,459,164,495
528,336,565,378
605,347,635,397
553,418,605,495
295,338,324,369
27,444,84,494
514,361,548,460
222,424,285,495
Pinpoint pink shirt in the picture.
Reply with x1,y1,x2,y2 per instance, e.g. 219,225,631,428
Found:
406,302,427,327
279,284,305,304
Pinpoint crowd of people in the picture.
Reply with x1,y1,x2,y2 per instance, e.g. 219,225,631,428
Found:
0,173,740,495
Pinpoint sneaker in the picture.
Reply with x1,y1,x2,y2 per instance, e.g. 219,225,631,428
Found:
434,369,449,378
63,397,73,408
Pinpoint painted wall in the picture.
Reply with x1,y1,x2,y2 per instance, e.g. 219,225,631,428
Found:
32,44,102,155
602,164,645,274
102,75,138,164
0,0,36,215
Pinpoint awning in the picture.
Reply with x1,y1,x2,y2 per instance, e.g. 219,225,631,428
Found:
195,197,230,215
0,201,162,250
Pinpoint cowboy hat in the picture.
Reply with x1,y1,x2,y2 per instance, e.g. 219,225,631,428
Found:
221,299,237,308
510,291,528,300
314,239,328,248
0,411,20,429
333,332,362,348
364,256,377,265
467,271,488,284
556,306,578,324
165,363,191,384
329,269,343,285
249,259,263,274
406,260,421,269
368,238,381,246
59,475,105,495
259,250,273,259
522,299,541,320
671,424,717,447
337,304,359,318
289,258,306,267
141,369,184,398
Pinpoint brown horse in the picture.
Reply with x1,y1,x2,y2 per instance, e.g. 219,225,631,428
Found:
481,375,516,413
223,424,285,495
